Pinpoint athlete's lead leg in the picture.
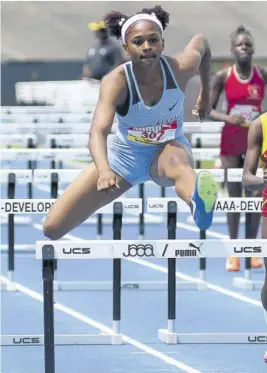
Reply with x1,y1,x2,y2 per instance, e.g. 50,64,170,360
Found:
150,140,218,230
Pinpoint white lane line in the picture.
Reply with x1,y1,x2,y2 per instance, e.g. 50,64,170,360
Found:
0,275,201,373
126,258,262,307
33,224,261,308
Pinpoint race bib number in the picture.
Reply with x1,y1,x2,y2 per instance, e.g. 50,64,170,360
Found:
229,105,260,125
128,120,178,145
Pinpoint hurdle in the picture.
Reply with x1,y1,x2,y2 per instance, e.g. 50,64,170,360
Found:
1,112,93,124
35,235,267,346
147,197,264,287
0,105,96,114
0,170,33,226
0,195,204,292
0,147,220,163
0,123,91,135
0,197,55,292
0,134,37,149
2,228,265,373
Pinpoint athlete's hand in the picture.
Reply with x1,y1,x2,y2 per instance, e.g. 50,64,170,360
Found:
227,114,246,126
97,169,120,193
192,93,212,122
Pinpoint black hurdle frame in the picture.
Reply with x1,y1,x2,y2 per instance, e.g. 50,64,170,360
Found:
27,137,36,199
139,184,145,239
112,202,123,332
7,173,16,283
50,173,58,273
244,190,254,272
167,201,177,331
42,244,56,373
50,139,57,170
41,202,123,373
195,137,206,277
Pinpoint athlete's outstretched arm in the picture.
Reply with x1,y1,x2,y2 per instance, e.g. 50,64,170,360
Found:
176,34,211,120
177,34,211,91
243,117,266,191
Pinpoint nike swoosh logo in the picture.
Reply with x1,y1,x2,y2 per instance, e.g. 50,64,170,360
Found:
169,98,179,111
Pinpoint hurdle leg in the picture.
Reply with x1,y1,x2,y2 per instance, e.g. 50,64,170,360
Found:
50,173,59,291
138,184,144,240
5,174,16,291
42,245,55,373
233,209,262,290
199,230,208,290
112,202,123,334
96,214,102,241
158,201,178,343
27,137,35,199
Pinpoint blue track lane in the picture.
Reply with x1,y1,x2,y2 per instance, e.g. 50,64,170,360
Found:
1,171,266,373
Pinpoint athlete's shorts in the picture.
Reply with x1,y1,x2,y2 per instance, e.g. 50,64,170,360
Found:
220,124,249,156
108,134,192,185
263,188,267,218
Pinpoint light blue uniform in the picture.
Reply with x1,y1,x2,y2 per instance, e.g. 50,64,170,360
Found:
108,56,191,185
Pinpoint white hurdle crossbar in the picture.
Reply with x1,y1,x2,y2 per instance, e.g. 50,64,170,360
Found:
0,134,37,148
3,239,264,347
32,238,267,346
147,197,264,292
0,197,200,292
0,170,34,226
0,148,220,162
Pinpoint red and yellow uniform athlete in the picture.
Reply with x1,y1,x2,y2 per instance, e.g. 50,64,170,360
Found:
243,112,267,365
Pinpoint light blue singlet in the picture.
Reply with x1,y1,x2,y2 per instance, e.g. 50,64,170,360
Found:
108,56,191,185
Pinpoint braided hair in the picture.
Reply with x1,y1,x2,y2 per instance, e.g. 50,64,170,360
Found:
104,5,169,40
230,25,253,46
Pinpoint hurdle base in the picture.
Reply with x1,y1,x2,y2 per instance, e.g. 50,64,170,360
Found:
233,277,263,290
54,280,206,291
1,334,122,346
0,282,16,292
158,330,267,344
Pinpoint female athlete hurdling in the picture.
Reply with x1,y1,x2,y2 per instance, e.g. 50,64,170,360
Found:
43,5,218,240
242,112,267,363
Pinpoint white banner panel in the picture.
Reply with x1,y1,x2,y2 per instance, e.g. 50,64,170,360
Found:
0,134,37,147
0,200,55,214
33,169,82,183
0,198,142,215
147,198,263,213
36,239,267,259
0,170,33,184
191,133,221,147
227,168,263,182
183,122,224,134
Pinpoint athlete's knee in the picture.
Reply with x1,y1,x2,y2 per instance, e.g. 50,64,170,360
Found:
164,154,192,179
43,217,62,240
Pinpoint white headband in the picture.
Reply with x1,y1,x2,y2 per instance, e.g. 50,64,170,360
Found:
120,13,163,44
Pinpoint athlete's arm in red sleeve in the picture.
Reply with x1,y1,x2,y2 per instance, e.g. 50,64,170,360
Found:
259,67,267,84
243,117,266,191
89,68,127,173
